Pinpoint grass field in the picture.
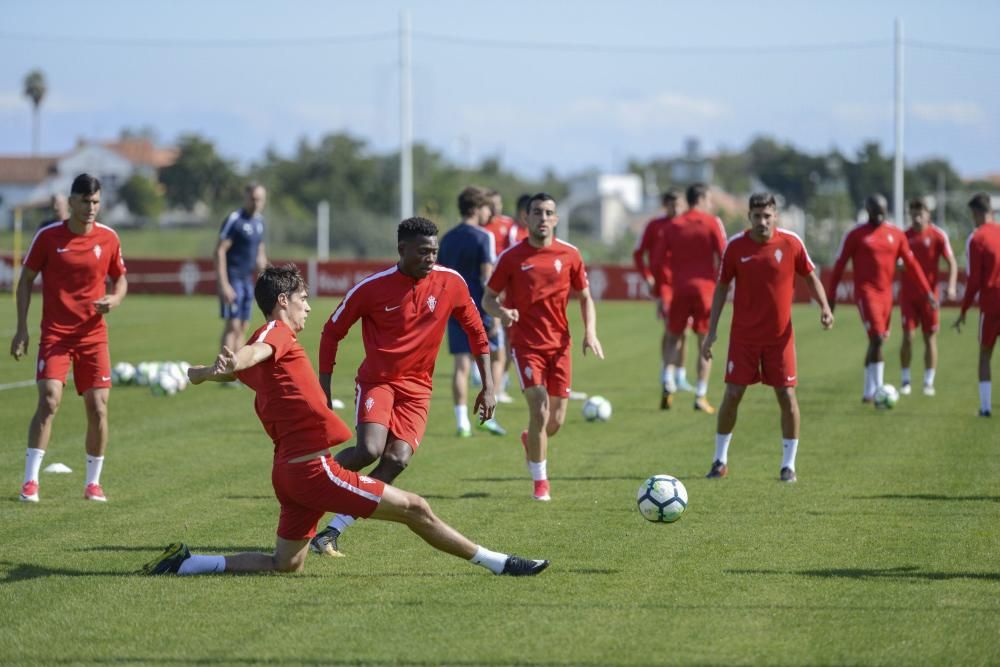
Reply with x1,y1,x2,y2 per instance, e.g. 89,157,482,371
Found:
1,296,998,666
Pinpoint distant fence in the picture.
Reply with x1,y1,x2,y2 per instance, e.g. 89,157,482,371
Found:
0,255,969,305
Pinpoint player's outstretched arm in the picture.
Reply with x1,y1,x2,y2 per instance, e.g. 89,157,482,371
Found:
576,287,604,359
804,271,834,330
188,342,274,384
10,267,37,360
702,279,730,360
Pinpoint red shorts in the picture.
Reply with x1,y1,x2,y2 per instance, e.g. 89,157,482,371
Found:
980,312,1000,348
900,293,939,334
511,345,572,397
668,289,711,335
856,293,892,338
355,381,431,451
36,337,111,395
725,333,798,387
271,455,384,541
656,283,673,321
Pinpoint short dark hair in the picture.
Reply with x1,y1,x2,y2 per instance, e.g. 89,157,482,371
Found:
968,192,992,214
748,192,777,210
70,173,101,196
457,186,489,217
661,189,680,205
527,192,556,211
398,216,438,243
686,183,708,206
908,197,929,211
245,181,264,194
255,264,305,318
516,194,532,214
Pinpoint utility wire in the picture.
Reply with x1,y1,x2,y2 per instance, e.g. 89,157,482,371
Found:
0,31,397,48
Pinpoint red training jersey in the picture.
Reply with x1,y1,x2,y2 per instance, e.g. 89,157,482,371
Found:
633,215,672,287
509,222,529,246
902,224,953,300
22,220,127,342
236,320,353,463
960,223,1000,316
319,265,488,391
720,229,815,344
662,209,726,295
483,215,516,255
488,239,589,352
828,222,931,300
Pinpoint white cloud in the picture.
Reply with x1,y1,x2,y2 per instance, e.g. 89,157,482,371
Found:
911,101,986,126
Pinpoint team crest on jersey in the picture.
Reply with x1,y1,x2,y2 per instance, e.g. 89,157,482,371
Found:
554,258,563,274
887,234,894,244
93,244,102,259
774,248,783,264
426,295,437,312
364,396,375,413
924,237,931,247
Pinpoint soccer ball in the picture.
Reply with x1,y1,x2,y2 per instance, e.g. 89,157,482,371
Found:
874,384,899,410
582,395,612,422
135,362,161,386
161,361,189,391
637,474,688,523
111,362,136,386
150,371,179,397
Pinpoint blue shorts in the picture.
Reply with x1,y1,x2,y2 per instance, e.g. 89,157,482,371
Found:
448,315,500,355
220,278,255,321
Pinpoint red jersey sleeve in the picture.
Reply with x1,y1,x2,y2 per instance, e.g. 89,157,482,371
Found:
828,227,857,301
252,320,295,360
633,222,656,280
793,235,815,276
570,250,589,291
107,237,126,279
487,251,513,294
450,277,489,356
896,236,932,295
712,217,727,259
719,240,738,283
318,287,365,373
960,234,981,315
22,227,50,273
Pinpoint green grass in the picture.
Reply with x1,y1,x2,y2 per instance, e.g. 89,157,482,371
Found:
1,297,998,666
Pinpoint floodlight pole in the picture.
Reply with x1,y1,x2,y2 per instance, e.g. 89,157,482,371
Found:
399,10,414,221
317,200,330,261
893,18,904,224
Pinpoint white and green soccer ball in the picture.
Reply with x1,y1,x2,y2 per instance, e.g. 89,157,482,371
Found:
135,362,161,386
161,362,189,391
150,371,180,397
111,362,136,386
637,474,688,523
582,395,612,422
874,384,899,410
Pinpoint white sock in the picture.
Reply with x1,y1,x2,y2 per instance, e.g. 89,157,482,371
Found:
455,405,470,430
177,554,226,575
676,367,688,385
329,514,356,534
528,460,547,482
24,448,45,485
661,366,670,385
470,545,508,575
874,361,885,389
864,365,876,398
714,433,732,464
664,365,677,391
781,438,799,470
901,367,911,384
980,381,992,412
696,379,708,397
85,455,104,486
924,368,936,386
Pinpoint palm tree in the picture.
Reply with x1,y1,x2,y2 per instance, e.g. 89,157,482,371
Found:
23,69,46,155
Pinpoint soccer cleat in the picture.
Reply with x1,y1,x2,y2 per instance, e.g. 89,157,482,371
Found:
141,542,191,575
861,395,874,404
899,382,912,396
693,396,716,414
922,384,936,397
780,467,797,483
979,409,992,418
84,483,107,502
496,391,515,405
500,555,550,576
660,386,672,410
533,480,551,501
676,377,696,393
706,460,728,479
19,480,39,503
329,397,346,410
478,418,506,436
456,426,472,438
309,526,344,557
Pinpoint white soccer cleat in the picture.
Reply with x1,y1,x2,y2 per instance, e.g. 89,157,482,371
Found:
899,382,912,396
922,384,936,397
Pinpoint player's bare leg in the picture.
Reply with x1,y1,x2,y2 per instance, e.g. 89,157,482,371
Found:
81,387,110,500
451,353,473,436
522,385,553,500
20,379,64,502
693,332,715,414
900,328,914,394
661,333,682,408
220,318,247,354
978,344,993,416
707,383,745,479
774,386,800,482
922,330,938,395
675,334,693,392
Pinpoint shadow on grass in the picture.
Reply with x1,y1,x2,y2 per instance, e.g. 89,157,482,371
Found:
221,495,273,500
422,491,490,500
463,475,642,483
73,545,271,553
727,565,1000,582
855,493,1000,503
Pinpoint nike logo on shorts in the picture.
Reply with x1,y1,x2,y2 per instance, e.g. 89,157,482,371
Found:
101,376,111,382
786,376,796,382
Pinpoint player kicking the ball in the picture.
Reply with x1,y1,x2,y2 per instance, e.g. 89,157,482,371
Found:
142,264,547,577
701,193,834,482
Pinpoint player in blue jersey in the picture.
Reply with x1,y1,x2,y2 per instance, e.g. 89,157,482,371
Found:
215,183,267,353
438,186,506,437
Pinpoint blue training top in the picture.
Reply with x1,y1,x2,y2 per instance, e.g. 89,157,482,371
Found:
219,208,265,280
437,222,496,313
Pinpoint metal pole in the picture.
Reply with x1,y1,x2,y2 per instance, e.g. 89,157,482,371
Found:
893,18,904,224
399,10,414,221
317,200,330,261
936,171,946,227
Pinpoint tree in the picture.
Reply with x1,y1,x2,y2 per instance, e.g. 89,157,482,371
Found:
160,134,242,210
23,69,46,155
119,173,165,222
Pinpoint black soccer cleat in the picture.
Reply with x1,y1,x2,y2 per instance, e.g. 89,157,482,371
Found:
779,467,797,483
705,460,728,479
310,526,344,557
500,555,550,576
141,542,191,575
979,409,992,418
660,386,673,410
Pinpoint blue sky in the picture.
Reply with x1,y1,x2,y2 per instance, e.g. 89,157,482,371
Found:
1,0,998,179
